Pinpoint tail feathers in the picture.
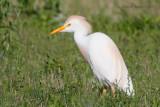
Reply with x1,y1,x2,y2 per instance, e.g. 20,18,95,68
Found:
122,77,135,96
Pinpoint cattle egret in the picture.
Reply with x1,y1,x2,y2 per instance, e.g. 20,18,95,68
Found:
50,15,135,97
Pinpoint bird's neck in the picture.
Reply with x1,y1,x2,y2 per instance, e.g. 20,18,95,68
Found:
74,31,88,48
74,31,89,62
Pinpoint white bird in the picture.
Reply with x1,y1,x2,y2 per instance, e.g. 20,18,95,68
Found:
50,15,135,97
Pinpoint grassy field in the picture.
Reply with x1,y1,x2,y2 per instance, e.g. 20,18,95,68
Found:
0,0,160,106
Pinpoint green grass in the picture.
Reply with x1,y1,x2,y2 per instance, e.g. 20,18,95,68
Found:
0,0,160,106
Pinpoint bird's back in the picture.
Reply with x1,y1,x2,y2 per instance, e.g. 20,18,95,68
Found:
87,32,134,96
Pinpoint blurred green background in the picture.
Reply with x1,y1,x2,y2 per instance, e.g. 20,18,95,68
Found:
0,0,160,106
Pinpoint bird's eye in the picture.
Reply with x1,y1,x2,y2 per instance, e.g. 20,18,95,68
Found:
68,23,71,26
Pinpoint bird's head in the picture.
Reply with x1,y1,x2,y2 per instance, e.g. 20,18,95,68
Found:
50,15,92,35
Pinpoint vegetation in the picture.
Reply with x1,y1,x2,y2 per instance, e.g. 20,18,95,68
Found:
0,0,159,106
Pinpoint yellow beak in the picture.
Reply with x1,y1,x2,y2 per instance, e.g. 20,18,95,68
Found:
50,24,71,35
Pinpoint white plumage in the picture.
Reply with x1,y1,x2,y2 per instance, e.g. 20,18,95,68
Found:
50,15,135,96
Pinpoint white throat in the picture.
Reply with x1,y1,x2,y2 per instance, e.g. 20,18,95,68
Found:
73,31,90,62
74,31,88,48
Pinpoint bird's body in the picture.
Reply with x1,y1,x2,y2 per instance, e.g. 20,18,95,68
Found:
50,15,135,96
